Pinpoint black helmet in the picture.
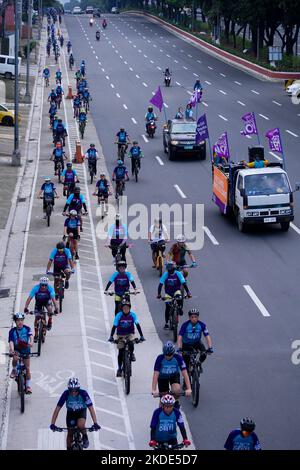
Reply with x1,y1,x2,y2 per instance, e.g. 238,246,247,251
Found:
74,186,80,194
56,241,65,250
166,261,175,272
121,299,131,308
188,308,199,317
148,106,153,112
240,417,256,433
117,261,127,269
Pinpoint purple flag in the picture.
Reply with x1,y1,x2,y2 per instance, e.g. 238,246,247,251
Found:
265,127,283,153
196,114,209,144
213,132,230,159
240,112,258,136
196,88,202,103
149,86,163,112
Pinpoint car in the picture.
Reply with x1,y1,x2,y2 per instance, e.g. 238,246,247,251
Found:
111,6,119,14
286,80,300,97
0,103,18,126
163,119,206,161
93,9,101,18
86,6,94,14
72,6,82,14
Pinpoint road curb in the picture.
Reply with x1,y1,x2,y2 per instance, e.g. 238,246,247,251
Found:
126,10,300,81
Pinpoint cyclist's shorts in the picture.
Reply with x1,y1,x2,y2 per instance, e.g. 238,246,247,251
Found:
67,228,79,240
158,374,181,393
116,334,134,349
53,265,69,276
34,302,51,315
66,409,87,427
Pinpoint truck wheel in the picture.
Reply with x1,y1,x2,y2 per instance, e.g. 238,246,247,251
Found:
168,146,175,161
237,211,246,232
280,221,290,231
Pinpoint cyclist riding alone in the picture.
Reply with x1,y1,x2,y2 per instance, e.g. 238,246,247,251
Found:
51,141,66,175
85,143,99,176
62,162,79,196
63,209,81,260
167,234,196,277
152,341,192,405
54,118,67,146
80,60,86,77
96,30,100,40
50,377,101,450
37,177,59,219
148,218,169,268
107,213,128,261
115,127,130,155
149,394,191,448
178,308,213,374
112,160,129,194
157,261,192,330
24,276,58,336
46,241,75,290
108,299,145,376
224,418,261,450
94,173,110,210
8,313,33,394
128,140,143,175
104,260,138,315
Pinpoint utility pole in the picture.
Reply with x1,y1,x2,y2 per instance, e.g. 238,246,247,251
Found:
12,0,22,167
24,0,32,102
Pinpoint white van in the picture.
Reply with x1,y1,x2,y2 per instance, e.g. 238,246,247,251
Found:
0,55,21,79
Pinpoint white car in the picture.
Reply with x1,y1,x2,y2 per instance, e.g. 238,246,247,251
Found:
286,80,300,97
72,6,82,14
111,7,119,14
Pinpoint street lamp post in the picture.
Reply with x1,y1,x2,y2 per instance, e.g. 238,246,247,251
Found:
12,0,22,167
24,0,32,102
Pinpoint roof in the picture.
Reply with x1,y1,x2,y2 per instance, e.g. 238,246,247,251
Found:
239,167,286,177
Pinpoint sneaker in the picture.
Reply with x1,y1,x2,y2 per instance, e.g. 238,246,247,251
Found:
46,323,52,331
82,434,89,449
116,368,122,377
131,353,136,362
25,386,32,394
75,253,79,260
65,279,69,289
10,369,17,379
163,323,169,330
34,335,38,343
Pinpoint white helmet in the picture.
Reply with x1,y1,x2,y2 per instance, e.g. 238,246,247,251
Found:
39,276,49,285
68,377,80,390
161,394,175,406
14,312,25,321
70,210,77,216
176,234,186,243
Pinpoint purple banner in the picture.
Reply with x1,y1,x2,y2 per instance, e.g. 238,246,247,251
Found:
213,132,230,159
196,114,209,144
240,112,258,136
149,86,163,112
265,127,283,153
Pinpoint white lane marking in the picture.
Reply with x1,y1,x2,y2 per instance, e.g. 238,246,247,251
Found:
208,66,213,70
160,49,163,52
243,285,271,317
153,44,157,48
286,129,298,137
173,44,176,48
150,60,154,63
101,426,127,437
183,66,188,70
174,184,187,199
123,104,128,110
174,59,179,63
155,156,164,165
234,81,242,85
95,407,124,418
202,101,208,107
203,226,219,245
95,55,98,60
88,348,111,358
237,100,246,106
157,66,162,70
166,54,171,58
259,113,269,120
133,45,137,48
187,90,193,95
131,117,137,124
136,74,140,78
176,81,181,86
197,59,202,63
218,114,228,121
180,49,184,52
269,151,282,161
188,54,192,58
291,223,300,235
138,49,142,53
166,40,170,43
245,135,252,139
205,80,211,85
93,375,117,386
142,134,149,143
163,102,168,108
220,73,226,77
110,83,115,89
120,55,123,59
116,93,121,98
144,54,147,58
193,73,199,77
124,61,128,65
219,89,227,95
251,90,260,95
143,82,148,87
101,68,105,72
98,62,101,66
272,100,282,106
129,67,133,71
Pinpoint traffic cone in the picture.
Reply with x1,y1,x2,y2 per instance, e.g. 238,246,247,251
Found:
74,140,84,163
67,85,74,99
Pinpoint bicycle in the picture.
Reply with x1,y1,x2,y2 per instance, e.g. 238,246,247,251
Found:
112,338,143,394
88,161,96,185
63,181,75,198
181,348,209,408
4,352,36,413
115,142,128,162
161,294,188,342
150,240,166,277
48,271,66,313
94,191,110,219
56,160,62,183
41,195,54,227
113,179,126,205
44,76,50,87
106,243,131,265
28,307,57,356
105,290,139,312
53,426,99,450
83,98,90,113
79,120,86,139
56,94,62,109
132,156,141,183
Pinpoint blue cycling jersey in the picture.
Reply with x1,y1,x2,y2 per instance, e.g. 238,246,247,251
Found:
179,320,209,345
129,146,141,157
109,271,133,295
57,389,93,411
224,430,261,450
154,354,186,378
41,182,56,194
150,408,184,442
8,325,32,353
64,217,80,229
113,311,139,335
113,166,127,180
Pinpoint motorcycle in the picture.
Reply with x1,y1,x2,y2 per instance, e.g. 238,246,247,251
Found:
96,33,100,41
164,74,171,87
146,120,156,138
89,19,94,27
102,21,107,29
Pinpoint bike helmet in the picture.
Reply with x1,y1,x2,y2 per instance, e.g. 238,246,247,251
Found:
57,241,65,250
100,173,105,177
39,276,49,285
117,261,127,269
14,312,25,321
148,106,153,112
68,377,80,390
120,127,125,131
133,140,138,145
188,308,200,317
166,261,175,272
66,162,72,167
70,209,77,216
74,186,80,194
56,141,62,147
117,160,123,166
176,234,186,243
90,143,95,147
44,176,51,182
161,394,175,406
240,417,256,432
163,341,175,356
121,299,131,308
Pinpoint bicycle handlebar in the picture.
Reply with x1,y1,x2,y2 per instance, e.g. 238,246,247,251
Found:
53,426,99,432
105,291,140,296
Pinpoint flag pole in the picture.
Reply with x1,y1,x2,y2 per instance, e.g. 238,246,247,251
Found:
162,103,168,124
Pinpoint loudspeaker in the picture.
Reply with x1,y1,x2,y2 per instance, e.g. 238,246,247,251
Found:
248,146,265,162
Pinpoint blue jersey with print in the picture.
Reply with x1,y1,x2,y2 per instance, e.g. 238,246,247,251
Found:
146,112,155,121
108,223,128,240
151,408,184,442
62,169,77,182
56,123,65,134
114,165,127,180
41,182,56,194
109,271,133,295
57,389,93,411
96,179,109,192
43,69,50,77
53,148,63,158
116,131,127,142
29,284,55,304
74,98,81,106
113,311,139,335
179,320,209,345
50,248,72,269
64,217,80,229
56,86,63,95
129,146,141,157
56,71,62,78
87,148,97,159
79,113,86,122
159,271,185,296
224,430,261,450
154,354,186,378
67,193,85,210
8,325,32,353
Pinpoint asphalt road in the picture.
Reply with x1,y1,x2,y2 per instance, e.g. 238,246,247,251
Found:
63,13,300,450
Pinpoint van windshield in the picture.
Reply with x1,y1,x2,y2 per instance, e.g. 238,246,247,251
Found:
171,122,196,134
244,173,290,196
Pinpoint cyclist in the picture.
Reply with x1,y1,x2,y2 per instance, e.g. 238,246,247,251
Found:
43,67,50,85
193,78,203,101
55,83,64,104
51,141,66,175
145,106,157,133
49,103,57,127
77,79,87,98
67,40,72,53
149,394,191,448
94,173,110,210
96,30,100,40
78,107,87,127
75,69,82,83
55,68,62,84
85,143,98,176
69,52,74,69
8,313,33,394
50,377,101,450
108,299,145,376
174,107,184,119
73,94,81,118
112,160,129,196
24,277,58,335
115,127,130,157
102,18,107,28
178,308,213,374
59,34,64,47
46,241,74,290
52,114,59,134
54,119,67,147
63,210,81,260
148,218,169,268
37,177,59,219
48,88,57,104
157,261,191,330
62,162,79,196
63,186,88,232
224,418,261,450
80,60,86,77
107,214,128,261
89,17,94,26
82,88,91,111
167,235,196,278
128,141,143,175
152,341,192,406
46,41,51,56
104,260,138,315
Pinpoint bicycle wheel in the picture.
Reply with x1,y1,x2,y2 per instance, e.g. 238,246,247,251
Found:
158,253,163,277
172,309,178,343
37,320,43,356
90,169,94,185
58,166,61,183
124,350,131,395
46,204,52,227
134,164,138,183
59,282,64,312
18,373,25,413
191,368,200,408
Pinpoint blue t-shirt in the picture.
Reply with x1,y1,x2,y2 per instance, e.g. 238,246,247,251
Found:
224,430,261,450
108,223,128,240
43,68,50,77
109,271,133,295
62,169,77,180
86,148,97,159
159,271,185,296
41,182,56,194
116,131,128,142
179,320,209,345
49,248,72,268
96,179,109,192
129,146,141,158
150,408,184,442
57,389,93,411
66,193,86,204
113,165,127,180
29,284,55,299
113,311,139,335
8,325,32,353
64,217,80,229
154,354,186,378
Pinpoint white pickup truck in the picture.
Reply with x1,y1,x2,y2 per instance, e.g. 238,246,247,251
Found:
212,161,299,232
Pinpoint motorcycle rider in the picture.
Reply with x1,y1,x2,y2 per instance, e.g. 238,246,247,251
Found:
96,30,100,40
145,106,157,134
